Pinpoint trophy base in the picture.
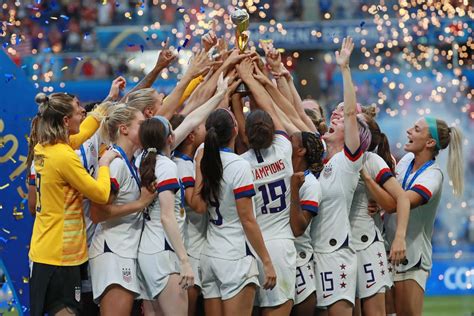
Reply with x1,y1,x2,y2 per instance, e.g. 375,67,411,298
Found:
235,82,249,95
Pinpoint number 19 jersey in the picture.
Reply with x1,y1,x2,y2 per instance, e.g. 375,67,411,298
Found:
241,131,294,241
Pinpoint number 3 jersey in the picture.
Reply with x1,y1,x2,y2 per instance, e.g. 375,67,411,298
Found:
241,131,294,241
202,149,256,260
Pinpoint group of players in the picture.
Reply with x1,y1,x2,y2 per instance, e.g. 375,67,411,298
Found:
26,31,464,316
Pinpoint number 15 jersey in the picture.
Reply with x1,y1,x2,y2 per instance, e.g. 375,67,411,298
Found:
241,131,294,241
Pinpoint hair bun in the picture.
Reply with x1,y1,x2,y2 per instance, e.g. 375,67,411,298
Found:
35,93,49,106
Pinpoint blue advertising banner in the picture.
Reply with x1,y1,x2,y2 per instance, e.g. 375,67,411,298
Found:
0,50,36,315
426,259,474,296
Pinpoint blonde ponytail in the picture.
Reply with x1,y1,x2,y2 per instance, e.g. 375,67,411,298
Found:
446,126,464,197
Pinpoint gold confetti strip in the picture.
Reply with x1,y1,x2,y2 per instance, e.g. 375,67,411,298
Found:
61,66,68,71
22,277,29,284
9,156,16,163
0,183,10,190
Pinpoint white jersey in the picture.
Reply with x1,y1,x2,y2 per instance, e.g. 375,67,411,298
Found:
349,152,394,251
89,148,142,259
139,155,183,254
294,170,321,266
172,151,208,259
385,153,442,272
202,149,256,260
241,131,294,241
74,134,100,247
310,146,363,253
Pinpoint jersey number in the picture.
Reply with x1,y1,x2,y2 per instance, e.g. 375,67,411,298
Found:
208,200,223,226
257,179,287,214
35,173,42,213
364,263,375,283
320,272,334,292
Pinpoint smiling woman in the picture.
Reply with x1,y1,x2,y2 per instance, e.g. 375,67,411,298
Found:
29,92,118,316
383,116,465,316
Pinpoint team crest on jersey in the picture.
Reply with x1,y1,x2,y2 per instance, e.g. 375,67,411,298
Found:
122,268,132,283
323,162,333,178
75,286,81,302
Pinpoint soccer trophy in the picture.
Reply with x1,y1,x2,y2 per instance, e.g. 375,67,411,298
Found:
231,8,250,94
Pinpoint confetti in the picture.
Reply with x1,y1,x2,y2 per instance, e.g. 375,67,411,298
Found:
84,32,90,39
2,228,11,234
360,21,365,28
309,57,315,61
75,56,83,61
61,66,68,71
0,236,7,244
4,74,15,82
200,6,205,13
140,44,144,53
176,6,185,13
60,14,69,20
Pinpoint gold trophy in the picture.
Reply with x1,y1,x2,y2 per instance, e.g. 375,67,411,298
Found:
231,8,250,94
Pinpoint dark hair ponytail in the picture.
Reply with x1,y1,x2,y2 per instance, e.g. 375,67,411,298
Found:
361,113,395,172
139,117,168,188
301,132,325,175
200,109,235,203
245,109,275,150
377,132,395,172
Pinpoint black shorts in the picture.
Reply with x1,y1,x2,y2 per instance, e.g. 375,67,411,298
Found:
30,262,82,316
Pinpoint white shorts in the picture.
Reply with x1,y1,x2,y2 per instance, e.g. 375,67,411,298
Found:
356,241,393,299
294,258,316,305
314,247,357,307
138,250,180,300
89,252,140,303
393,268,429,291
200,254,259,300
255,239,296,307
189,255,202,289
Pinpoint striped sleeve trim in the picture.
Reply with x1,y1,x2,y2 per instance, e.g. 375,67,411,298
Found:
181,176,195,188
375,168,393,186
410,184,432,204
233,184,256,199
156,178,180,193
110,178,120,192
275,130,290,140
344,144,363,162
28,174,36,186
300,200,319,215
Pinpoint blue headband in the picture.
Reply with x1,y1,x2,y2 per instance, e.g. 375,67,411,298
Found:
152,115,170,137
425,117,440,150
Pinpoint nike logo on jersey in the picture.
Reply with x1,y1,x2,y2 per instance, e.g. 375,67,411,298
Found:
366,282,377,288
322,293,333,298
296,288,306,295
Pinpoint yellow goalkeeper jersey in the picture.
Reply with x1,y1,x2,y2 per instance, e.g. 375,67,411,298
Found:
29,142,111,266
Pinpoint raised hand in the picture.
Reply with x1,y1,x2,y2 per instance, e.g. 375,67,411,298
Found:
265,48,282,71
106,76,126,101
224,49,251,67
201,31,218,52
253,61,272,86
156,37,177,67
335,36,354,68
187,49,220,79
216,72,230,95
235,58,254,82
